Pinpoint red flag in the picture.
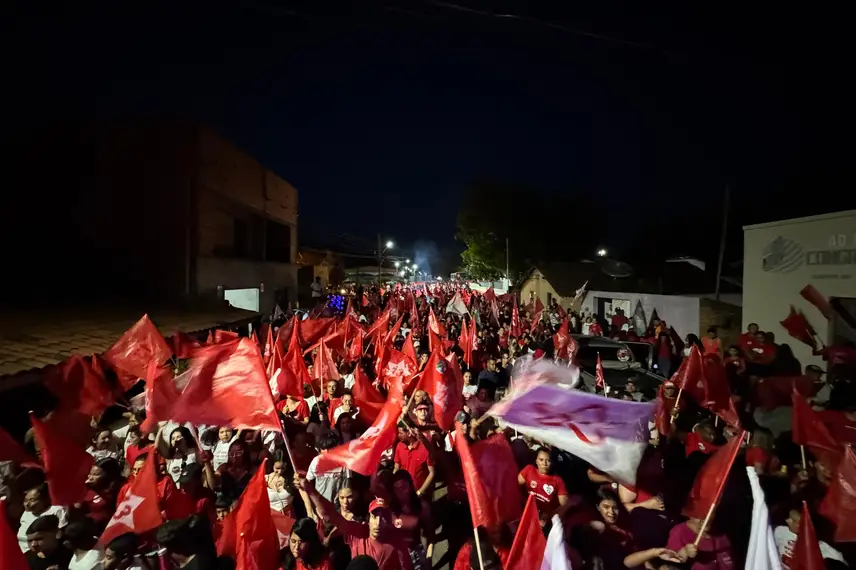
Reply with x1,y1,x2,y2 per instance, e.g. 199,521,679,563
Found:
99,452,162,545
401,333,418,366
791,501,826,570
168,339,281,432
103,314,173,391
44,355,113,418
415,351,464,431
305,332,347,359
314,389,404,476
172,331,203,360
455,427,523,529
0,426,38,467
553,319,571,360
310,338,340,386
350,366,384,426
235,460,280,570
674,347,741,428
683,430,744,519
484,286,496,303
780,306,818,349
141,362,180,434
263,324,275,366
0,500,28,570
595,353,605,391
505,495,547,570
800,284,835,320
250,330,260,347
300,318,337,348
792,392,842,462
428,307,447,338
213,329,240,344
348,330,364,362
511,297,522,338
458,319,472,368
529,311,543,335
29,412,94,506
272,324,311,400
819,446,856,542
365,309,391,344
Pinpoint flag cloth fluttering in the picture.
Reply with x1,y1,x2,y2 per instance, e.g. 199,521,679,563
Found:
29,412,94,506
745,467,783,570
99,451,163,545
489,362,654,484
103,314,173,391
818,446,856,542
790,501,826,570
683,430,744,519
505,495,547,570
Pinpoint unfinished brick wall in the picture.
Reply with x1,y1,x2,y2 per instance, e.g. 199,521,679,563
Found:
699,298,742,349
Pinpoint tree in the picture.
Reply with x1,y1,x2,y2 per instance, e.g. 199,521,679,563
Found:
455,181,602,279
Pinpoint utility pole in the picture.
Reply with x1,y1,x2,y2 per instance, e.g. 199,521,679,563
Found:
714,185,730,301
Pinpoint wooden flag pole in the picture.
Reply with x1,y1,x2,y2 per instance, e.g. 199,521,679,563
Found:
472,527,486,570
670,388,684,425
693,503,717,547
800,445,807,470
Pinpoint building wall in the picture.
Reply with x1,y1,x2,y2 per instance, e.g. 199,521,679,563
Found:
743,210,856,368
192,126,299,308
699,299,742,349
519,270,567,308
196,256,298,315
580,290,700,339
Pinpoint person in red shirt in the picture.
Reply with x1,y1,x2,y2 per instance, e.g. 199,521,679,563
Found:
722,346,746,376
517,448,569,521
739,323,760,354
279,396,311,424
684,421,721,458
393,427,435,498
79,457,123,531
300,479,414,570
702,327,722,359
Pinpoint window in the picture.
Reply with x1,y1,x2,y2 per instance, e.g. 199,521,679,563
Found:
266,220,292,263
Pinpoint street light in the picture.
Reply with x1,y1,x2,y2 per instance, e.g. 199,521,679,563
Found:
405,259,410,264
596,248,608,257
412,264,418,270
394,261,400,268
377,235,395,285
437,276,443,281
385,240,394,249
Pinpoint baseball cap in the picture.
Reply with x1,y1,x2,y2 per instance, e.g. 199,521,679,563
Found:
415,403,430,412
368,498,390,514
663,380,675,388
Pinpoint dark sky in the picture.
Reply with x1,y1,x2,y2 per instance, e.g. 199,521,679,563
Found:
6,1,854,263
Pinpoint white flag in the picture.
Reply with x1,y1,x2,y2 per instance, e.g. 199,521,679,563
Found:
745,467,782,570
445,292,469,316
541,515,572,570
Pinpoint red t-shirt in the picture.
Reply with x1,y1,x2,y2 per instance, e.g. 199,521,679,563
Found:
278,399,311,421
702,337,721,357
394,441,434,491
519,465,568,515
739,333,756,353
296,557,334,570
340,520,413,570
749,344,776,364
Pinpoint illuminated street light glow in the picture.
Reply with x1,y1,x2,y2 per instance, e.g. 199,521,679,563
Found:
399,270,405,277
437,276,443,281
412,264,418,270
394,261,400,268
405,259,410,263
385,240,394,249
596,248,608,257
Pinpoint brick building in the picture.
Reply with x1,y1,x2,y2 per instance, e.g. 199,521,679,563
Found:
3,120,298,313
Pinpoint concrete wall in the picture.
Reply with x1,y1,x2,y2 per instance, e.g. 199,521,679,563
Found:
743,210,856,368
699,298,742,349
196,256,298,315
580,290,701,339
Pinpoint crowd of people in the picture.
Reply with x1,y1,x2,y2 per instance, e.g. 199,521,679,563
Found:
1,283,855,570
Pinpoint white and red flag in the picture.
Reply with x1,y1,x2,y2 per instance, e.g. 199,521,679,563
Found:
445,292,469,316
489,362,654,484
99,452,162,545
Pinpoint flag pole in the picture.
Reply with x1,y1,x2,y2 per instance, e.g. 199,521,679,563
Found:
693,502,717,547
670,388,683,425
472,527,486,570
800,445,807,469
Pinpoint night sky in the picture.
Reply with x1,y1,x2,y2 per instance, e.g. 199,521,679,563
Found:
7,1,854,265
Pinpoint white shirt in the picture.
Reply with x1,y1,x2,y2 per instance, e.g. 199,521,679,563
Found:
18,505,68,551
311,281,324,298
306,455,350,503
773,525,845,568
212,435,239,471
267,485,294,513
166,451,198,485
342,373,356,390
69,548,104,570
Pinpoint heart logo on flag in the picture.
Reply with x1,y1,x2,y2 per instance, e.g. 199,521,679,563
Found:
543,483,555,495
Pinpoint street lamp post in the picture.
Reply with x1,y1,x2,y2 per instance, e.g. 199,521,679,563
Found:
377,234,394,285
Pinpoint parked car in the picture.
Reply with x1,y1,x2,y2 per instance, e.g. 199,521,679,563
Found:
573,335,664,397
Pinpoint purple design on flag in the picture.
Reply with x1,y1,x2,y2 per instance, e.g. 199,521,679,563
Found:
493,384,653,443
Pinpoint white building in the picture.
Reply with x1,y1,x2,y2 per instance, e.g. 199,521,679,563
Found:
743,210,856,368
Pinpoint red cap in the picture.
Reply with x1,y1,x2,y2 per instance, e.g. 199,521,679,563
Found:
368,498,390,514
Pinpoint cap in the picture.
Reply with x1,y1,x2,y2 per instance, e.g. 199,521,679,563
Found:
368,498,390,514
415,403,430,412
663,380,675,388
806,365,825,375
